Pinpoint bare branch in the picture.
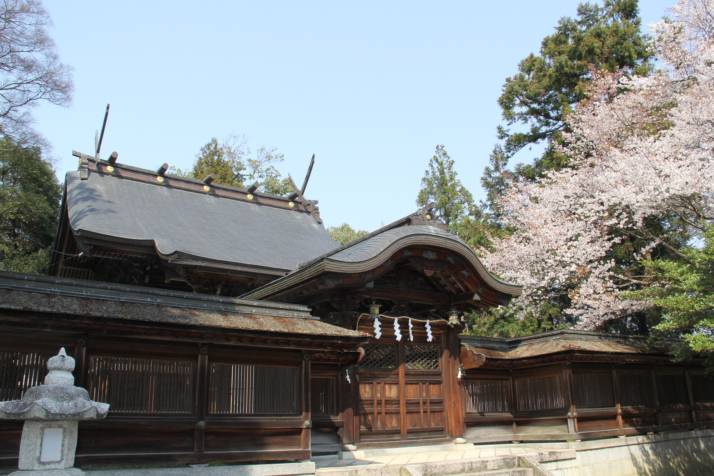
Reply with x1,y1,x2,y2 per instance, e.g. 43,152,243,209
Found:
0,0,72,138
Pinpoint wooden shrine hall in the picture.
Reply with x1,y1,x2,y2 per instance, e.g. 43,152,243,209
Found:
1,152,713,469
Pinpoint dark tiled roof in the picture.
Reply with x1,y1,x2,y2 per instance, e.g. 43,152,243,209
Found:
329,224,470,262
0,272,364,338
65,166,340,274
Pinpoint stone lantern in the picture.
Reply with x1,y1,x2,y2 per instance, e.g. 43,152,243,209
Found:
0,348,109,476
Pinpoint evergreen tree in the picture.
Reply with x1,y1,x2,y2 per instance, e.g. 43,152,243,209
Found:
192,138,243,187
328,223,368,245
482,0,653,212
417,145,500,250
417,145,474,229
628,226,714,364
184,137,292,196
0,137,61,273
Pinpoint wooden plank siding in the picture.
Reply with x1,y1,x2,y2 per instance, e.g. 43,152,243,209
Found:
0,324,344,469
462,361,714,443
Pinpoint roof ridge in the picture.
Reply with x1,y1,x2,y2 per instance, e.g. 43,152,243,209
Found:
72,151,323,222
295,208,446,270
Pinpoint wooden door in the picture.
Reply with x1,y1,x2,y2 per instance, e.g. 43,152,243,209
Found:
403,342,445,439
357,341,445,442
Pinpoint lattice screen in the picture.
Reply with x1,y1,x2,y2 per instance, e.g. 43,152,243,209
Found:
0,350,50,401
404,342,441,370
87,355,195,415
208,363,299,415
464,379,511,413
359,344,398,370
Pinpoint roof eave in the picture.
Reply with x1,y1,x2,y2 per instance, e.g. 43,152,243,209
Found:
243,232,521,301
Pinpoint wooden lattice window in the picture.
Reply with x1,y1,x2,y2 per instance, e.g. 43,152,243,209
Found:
572,370,614,408
0,350,51,401
514,373,567,412
208,363,299,415
359,344,398,370
464,378,511,413
86,355,195,415
404,342,440,370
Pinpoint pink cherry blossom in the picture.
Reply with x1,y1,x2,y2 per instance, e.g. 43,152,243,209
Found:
483,0,714,329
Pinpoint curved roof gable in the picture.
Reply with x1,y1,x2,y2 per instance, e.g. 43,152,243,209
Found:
243,223,521,300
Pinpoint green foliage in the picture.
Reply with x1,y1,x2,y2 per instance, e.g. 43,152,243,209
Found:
192,138,242,186
417,145,474,228
417,144,502,250
628,226,714,363
475,0,663,338
481,144,511,221
0,137,60,273
183,137,293,196
482,0,653,210
451,216,507,252
328,223,369,246
466,301,568,338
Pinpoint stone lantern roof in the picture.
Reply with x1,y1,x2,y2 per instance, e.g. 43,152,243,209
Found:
0,348,109,421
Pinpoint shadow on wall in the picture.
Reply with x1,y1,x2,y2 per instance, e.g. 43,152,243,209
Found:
628,434,714,476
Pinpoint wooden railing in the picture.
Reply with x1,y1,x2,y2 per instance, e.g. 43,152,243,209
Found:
463,363,714,443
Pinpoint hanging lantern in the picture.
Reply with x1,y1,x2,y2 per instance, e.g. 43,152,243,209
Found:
393,317,402,341
426,320,433,342
408,318,414,342
448,309,460,327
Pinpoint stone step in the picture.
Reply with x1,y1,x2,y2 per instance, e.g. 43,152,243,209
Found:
315,455,543,476
456,469,533,476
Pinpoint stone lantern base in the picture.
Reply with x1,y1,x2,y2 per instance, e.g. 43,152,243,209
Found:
14,421,80,474
10,469,83,476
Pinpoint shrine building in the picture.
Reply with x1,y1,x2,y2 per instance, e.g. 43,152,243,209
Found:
0,151,712,469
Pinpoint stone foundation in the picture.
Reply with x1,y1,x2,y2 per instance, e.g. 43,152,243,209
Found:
538,429,714,476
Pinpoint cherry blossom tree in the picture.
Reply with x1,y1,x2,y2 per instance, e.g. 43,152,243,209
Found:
483,0,714,329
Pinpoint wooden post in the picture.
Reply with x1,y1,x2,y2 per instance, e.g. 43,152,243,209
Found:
612,367,624,434
341,365,356,445
399,339,407,439
564,365,578,436
444,327,465,438
73,339,87,388
685,369,697,427
510,369,518,442
301,352,312,454
194,345,208,453
650,368,661,430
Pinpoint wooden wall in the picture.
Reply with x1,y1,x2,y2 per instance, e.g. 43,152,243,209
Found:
0,327,314,469
462,359,714,443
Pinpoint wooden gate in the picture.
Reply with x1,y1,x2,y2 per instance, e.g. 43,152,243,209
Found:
357,340,445,442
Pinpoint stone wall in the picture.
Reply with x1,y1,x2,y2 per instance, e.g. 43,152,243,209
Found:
541,429,714,476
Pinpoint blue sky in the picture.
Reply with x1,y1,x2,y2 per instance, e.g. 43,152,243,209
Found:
35,0,673,231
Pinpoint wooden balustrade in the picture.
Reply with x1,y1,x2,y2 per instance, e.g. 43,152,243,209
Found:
462,362,714,443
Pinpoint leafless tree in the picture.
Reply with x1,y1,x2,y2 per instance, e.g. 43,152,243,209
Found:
0,0,72,140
